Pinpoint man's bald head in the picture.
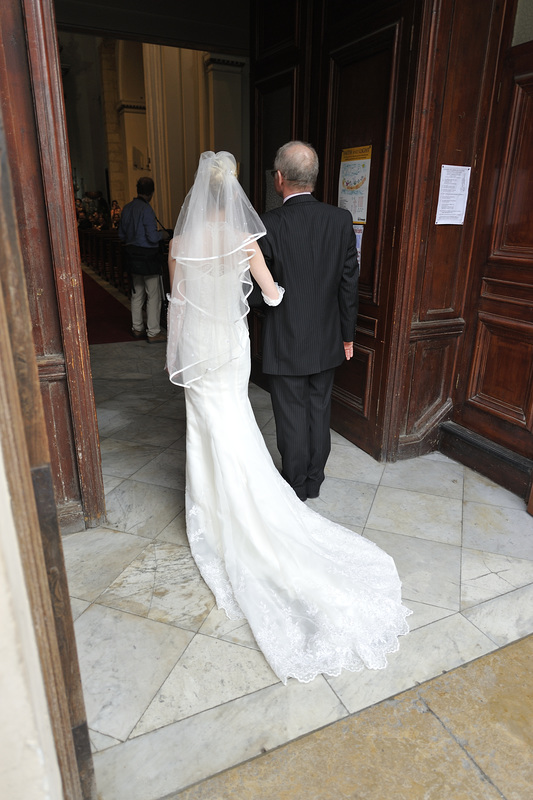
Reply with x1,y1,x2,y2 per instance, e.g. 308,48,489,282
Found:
274,141,319,191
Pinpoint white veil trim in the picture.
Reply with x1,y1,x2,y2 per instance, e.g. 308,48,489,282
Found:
166,152,266,387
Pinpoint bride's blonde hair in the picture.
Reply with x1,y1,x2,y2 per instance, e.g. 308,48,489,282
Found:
208,152,238,209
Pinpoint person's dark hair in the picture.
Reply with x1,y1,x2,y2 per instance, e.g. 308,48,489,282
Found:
137,177,155,196
274,141,319,189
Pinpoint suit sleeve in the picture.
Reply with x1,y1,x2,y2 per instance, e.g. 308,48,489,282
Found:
338,221,359,342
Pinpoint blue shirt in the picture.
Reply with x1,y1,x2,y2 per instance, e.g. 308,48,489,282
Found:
118,196,163,248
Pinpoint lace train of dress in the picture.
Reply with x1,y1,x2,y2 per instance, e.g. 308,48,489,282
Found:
184,322,411,685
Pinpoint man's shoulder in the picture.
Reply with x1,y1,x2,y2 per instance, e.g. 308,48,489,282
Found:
121,198,137,212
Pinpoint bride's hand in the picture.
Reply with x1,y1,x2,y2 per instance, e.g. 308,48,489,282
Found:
262,283,285,306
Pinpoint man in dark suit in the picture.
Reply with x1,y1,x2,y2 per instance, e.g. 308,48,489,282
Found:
259,141,359,501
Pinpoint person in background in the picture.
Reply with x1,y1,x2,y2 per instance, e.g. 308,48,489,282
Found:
118,176,169,342
259,141,359,501
110,199,121,228
77,210,92,230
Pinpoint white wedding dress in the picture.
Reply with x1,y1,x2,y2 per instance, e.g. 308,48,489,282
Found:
167,151,410,684
183,318,411,685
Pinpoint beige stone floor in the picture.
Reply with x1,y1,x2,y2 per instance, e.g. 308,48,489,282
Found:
173,635,533,800
62,340,533,800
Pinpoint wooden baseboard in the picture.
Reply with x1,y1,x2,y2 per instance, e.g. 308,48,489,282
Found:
439,421,533,501
57,501,86,535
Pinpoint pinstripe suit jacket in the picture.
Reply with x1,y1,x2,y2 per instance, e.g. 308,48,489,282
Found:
259,194,359,376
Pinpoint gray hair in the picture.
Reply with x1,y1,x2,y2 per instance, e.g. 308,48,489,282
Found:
274,141,319,190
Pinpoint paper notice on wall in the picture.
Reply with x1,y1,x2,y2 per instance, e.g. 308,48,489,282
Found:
338,146,372,223
435,165,471,225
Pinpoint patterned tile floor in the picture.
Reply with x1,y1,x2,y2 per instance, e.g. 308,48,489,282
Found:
63,341,533,800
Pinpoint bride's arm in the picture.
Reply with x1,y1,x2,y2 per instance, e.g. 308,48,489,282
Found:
248,240,283,304
168,239,177,287
168,238,186,302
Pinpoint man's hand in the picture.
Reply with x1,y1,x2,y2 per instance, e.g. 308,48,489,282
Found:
343,342,353,360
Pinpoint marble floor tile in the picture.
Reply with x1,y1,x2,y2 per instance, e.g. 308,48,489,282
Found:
461,548,533,608
198,606,259,649
150,396,188,421
99,391,165,415
363,529,461,611
463,501,533,560
70,597,90,620
92,380,123,404
325,442,385,485
131,448,186,490
463,466,526,509
111,414,186,448
100,438,163,479
247,383,272,408
99,541,215,631
156,509,188,546
461,583,533,645
63,528,149,601
327,613,496,714
418,636,533,800
253,407,276,430
102,474,124,495
93,677,348,800
306,476,377,527
75,603,193,741
97,408,141,439
104,478,184,538
380,454,464,499
330,429,354,446
132,633,279,735
89,729,121,754
366,485,463,545
260,416,277,437
399,599,455,629
166,433,187,451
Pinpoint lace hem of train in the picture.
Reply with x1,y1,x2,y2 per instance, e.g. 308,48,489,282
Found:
187,499,411,685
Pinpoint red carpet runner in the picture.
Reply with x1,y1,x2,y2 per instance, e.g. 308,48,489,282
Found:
82,270,133,344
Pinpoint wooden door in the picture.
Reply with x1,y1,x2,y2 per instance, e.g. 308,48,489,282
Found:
452,41,533,493
252,1,420,459
319,1,420,459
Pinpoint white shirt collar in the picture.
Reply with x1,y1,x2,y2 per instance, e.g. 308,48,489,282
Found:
283,191,312,203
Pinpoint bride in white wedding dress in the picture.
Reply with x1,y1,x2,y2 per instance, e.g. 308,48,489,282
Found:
167,151,410,684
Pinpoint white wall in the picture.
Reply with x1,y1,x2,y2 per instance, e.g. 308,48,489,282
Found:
0,448,63,800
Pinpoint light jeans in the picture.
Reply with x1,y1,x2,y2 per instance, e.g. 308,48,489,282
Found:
131,273,161,336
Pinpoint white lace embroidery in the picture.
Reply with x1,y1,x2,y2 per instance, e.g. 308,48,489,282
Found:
185,471,410,684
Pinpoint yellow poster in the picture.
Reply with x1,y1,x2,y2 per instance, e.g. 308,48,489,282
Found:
338,146,372,223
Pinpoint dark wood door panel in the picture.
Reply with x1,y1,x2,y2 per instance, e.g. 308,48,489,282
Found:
455,42,533,466
325,20,411,456
467,312,533,428
492,70,533,258
419,1,497,321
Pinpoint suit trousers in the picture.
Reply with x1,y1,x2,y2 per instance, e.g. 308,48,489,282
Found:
269,368,336,500
131,273,162,337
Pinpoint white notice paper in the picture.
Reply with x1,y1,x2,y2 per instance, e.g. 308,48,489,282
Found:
435,164,471,225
